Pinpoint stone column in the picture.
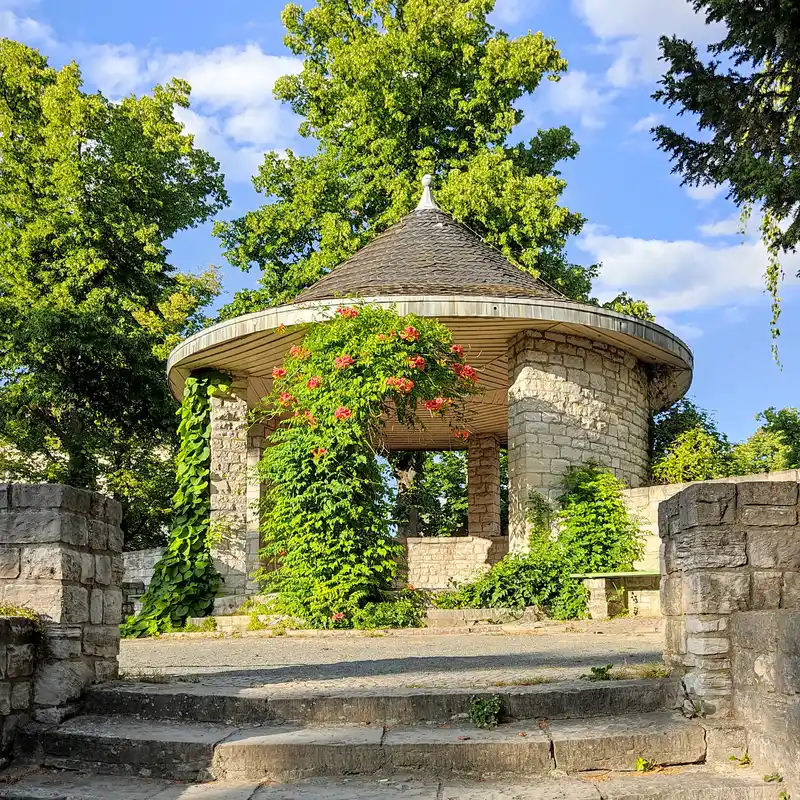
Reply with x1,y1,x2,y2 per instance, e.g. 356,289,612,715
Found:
507,330,650,552
210,379,249,597
245,421,265,594
0,484,123,722
467,434,501,537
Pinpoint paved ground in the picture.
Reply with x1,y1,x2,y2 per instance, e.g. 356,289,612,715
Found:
119,619,663,693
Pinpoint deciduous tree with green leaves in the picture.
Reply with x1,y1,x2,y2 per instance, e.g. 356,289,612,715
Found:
653,0,800,344
758,407,800,468
0,41,228,535
216,0,595,316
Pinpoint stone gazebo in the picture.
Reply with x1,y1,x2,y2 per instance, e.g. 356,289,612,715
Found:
167,179,693,597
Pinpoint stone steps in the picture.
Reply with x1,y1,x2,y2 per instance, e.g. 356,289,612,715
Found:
0,767,781,799
39,711,705,782
84,678,673,726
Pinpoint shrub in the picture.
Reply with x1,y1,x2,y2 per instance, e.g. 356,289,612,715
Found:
432,464,644,620
351,590,426,629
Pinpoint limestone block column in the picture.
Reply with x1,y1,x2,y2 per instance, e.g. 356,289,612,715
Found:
0,483,123,721
507,330,650,552
210,379,249,596
467,434,501,537
245,421,265,594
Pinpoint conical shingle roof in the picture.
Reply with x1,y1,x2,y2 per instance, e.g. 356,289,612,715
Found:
294,204,566,304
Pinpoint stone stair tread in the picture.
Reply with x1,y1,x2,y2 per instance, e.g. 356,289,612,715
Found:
92,676,667,700
548,711,705,773
85,678,671,725
47,714,238,744
587,765,782,799
0,767,783,799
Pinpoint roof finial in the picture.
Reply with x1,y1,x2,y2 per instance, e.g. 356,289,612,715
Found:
416,173,440,211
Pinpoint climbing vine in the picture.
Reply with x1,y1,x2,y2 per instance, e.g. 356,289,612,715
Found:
255,305,477,627
122,370,229,638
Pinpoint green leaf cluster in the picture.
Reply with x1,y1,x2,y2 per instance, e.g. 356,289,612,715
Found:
351,589,426,630
255,304,475,627
433,465,645,620
122,372,228,637
216,0,594,316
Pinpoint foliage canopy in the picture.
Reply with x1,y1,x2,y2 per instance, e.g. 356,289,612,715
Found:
216,0,594,316
0,40,228,528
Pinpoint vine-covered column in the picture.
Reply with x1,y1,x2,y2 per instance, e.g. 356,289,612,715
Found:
467,434,501,537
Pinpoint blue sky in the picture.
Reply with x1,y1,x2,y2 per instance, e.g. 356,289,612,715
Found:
5,0,799,442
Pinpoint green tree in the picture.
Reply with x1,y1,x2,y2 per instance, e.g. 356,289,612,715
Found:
0,41,228,514
653,0,800,342
729,428,792,476
601,292,655,322
758,407,800,468
651,427,730,484
650,398,726,464
216,0,594,316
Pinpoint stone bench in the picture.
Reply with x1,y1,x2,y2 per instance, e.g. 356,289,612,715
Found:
570,572,661,619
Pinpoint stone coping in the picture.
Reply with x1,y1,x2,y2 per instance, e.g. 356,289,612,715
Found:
166,294,693,404
570,572,660,579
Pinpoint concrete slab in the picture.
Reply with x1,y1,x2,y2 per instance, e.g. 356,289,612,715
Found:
548,712,706,773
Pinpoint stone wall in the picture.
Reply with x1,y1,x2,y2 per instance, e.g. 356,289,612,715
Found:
0,616,36,767
467,434,501,537
401,536,508,590
624,469,800,572
730,609,800,784
122,547,163,590
507,330,650,551
0,484,123,721
660,480,800,717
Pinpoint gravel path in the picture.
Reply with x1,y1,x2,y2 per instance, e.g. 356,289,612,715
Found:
119,620,663,693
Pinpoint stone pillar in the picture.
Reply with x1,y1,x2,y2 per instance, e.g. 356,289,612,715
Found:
660,480,800,718
0,484,123,722
210,379,249,597
467,434,501,537
507,330,650,552
245,421,265,594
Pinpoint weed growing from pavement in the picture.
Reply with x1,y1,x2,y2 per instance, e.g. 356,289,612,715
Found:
470,695,503,728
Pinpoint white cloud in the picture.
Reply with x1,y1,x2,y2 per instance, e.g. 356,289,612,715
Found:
175,108,266,183
545,70,618,129
685,183,725,203
571,0,722,88
581,223,800,317
491,0,529,24
699,214,742,238
657,315,704,341
0,6,54,47
631,113,659,133
82,43,302,182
